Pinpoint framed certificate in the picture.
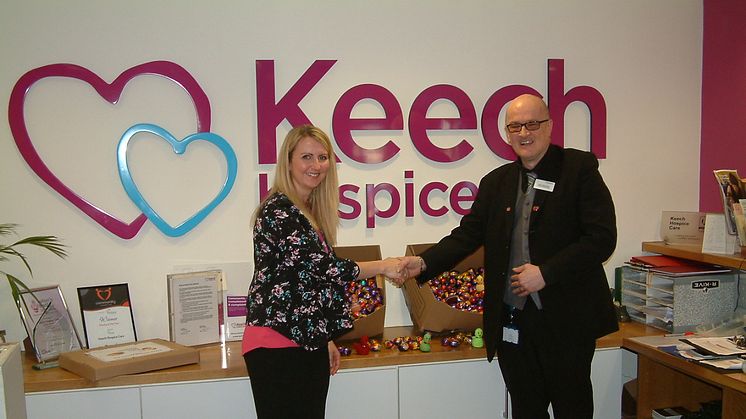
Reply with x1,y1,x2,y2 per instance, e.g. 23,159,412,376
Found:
17,285,83,362
167,270,223,346
77,283,137,348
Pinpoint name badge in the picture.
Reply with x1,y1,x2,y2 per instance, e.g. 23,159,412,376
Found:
502,325,519,345
534,179,555,192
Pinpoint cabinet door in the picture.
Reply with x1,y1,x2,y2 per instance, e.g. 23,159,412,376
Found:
592,348,623,419
141,378,254,419
327,367,398,419
26,387,141,419
399,359,506,419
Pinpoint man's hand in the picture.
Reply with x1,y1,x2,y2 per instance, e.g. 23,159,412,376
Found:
510,263,546,297
399,256,425,279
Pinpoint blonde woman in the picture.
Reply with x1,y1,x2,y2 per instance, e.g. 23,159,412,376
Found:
242,125,404,418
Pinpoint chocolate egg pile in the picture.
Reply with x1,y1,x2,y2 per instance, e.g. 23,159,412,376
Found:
346,276,384,319
429,267,485,313
441,332,473,347
384,336,422,351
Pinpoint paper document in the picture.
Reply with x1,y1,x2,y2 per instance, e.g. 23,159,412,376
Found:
698,358,744,370
681,336,746,356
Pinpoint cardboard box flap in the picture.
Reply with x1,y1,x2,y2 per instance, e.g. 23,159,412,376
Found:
333,244,382,262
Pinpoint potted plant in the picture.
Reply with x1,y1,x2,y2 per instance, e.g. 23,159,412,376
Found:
1,223,67,307
1,223,68,354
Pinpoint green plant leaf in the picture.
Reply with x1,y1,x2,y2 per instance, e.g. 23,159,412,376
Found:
11,236,68,258
1,223,67,302
0,223,19,236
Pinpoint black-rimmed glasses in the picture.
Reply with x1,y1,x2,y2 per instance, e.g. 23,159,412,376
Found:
505,119,549,133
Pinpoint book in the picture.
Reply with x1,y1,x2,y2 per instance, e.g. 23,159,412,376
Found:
627,255,730,277
649,265,731,277
733,199,746,246
713,169,746,235
629,255,690,268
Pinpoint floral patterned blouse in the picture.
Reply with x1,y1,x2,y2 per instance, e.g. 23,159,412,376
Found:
245,192,359,350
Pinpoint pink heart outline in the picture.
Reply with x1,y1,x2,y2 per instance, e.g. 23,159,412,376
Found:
8,61,212,239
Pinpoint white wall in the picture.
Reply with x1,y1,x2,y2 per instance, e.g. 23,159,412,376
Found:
0,0,702,343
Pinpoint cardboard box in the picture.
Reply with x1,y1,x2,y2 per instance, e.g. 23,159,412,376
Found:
402,243,483,332
58,339,199,381
333,245,386,341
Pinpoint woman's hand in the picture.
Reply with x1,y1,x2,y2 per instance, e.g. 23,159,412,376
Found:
380,257,407,286
328,340,340,375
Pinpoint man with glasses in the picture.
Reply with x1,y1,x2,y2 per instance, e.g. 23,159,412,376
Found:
404,94,618,418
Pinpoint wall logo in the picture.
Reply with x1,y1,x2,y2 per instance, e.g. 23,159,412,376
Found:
8,61,237,239
255,59,607,227
8,59,606,234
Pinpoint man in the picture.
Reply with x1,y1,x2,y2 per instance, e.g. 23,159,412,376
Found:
404,94,618,418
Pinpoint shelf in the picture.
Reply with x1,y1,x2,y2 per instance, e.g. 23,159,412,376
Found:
642,241,746,270
648,284,673,295
622,288,647,300
648,296,673,308
622,276,646,286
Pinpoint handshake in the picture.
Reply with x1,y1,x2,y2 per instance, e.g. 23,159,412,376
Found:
377,256,426,287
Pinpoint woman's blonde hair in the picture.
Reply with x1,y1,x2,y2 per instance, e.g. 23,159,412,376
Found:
254,125,340,244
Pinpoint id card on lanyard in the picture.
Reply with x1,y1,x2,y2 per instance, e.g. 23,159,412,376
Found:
503,307,519,345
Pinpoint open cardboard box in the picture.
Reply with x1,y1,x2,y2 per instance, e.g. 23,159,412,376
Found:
333,245,386,341
58,338,199,382
402,243,483,332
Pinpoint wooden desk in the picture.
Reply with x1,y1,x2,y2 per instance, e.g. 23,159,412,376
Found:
24,322,659,393
623,335,746,419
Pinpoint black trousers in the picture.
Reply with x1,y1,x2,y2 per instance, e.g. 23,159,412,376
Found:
497,300,596,419
244,346,330,419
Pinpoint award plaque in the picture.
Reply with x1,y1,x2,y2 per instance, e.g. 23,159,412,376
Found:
18,285,83,362
77,283,137,348
167,270,223,346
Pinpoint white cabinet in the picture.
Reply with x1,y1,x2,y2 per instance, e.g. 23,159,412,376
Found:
26,348,623,418
399,359,506,419
138,367,399,419
396,350,621,419
591,348,623,419
26,387,140,419
140,378,254,419
327,367,398,419
1,343,26,419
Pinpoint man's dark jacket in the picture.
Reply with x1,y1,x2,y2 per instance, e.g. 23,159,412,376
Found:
418,144,619,362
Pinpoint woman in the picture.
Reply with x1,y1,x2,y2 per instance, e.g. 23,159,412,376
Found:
243,125,404,418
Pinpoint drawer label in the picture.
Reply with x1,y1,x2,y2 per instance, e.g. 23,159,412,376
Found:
692,280,719,291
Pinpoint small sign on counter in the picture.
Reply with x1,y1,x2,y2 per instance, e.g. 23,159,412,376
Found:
660,211,705,245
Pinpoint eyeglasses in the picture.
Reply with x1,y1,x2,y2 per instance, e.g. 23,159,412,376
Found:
505,119,549,133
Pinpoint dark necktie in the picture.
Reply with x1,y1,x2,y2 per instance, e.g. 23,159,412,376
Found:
521,169,534,193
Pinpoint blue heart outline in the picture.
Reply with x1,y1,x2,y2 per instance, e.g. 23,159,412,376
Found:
117,123,238,237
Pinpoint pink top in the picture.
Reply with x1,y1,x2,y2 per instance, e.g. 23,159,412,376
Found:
242,325,299,354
